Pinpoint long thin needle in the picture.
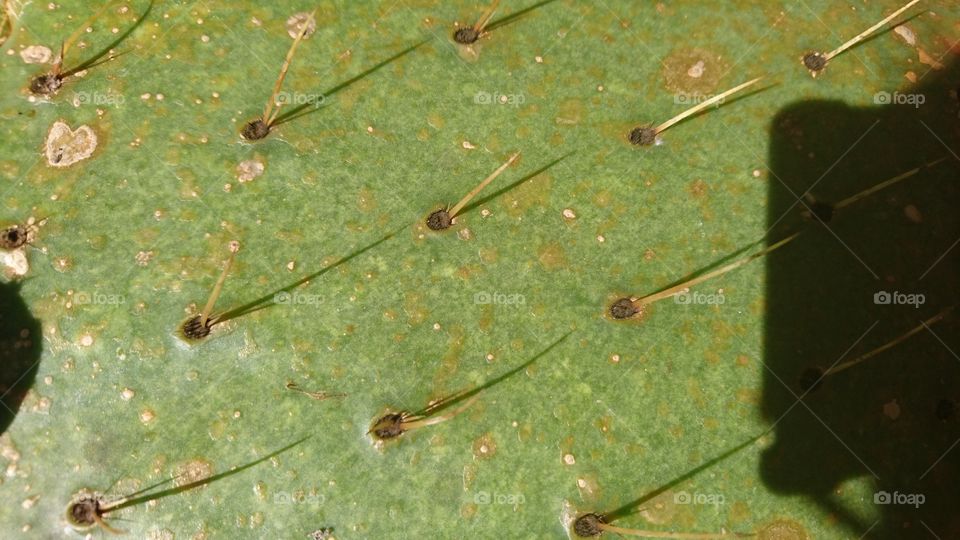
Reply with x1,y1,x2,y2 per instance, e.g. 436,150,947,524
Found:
824,0,922,61
655,78,763,135
448,152,521,219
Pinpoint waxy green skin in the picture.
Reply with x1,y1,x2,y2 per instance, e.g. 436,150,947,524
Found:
0,1,956,538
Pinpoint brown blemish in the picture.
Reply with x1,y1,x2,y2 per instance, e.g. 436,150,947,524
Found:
758,519,810,540
173,459,214,487
472,433,497,459
357,187,378,212
688,179,709,198
537,243,567,270
661,48,730,97
638,490,680,524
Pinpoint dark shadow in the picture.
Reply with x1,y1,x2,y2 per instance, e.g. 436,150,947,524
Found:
216,227,403,323
63,0,154,77
411,331,571,417
761,51,960,538
485,0,561,33
601,433,763,523
460,153,572,215
272,40,427,127
0,280,42,435
106,436,308,511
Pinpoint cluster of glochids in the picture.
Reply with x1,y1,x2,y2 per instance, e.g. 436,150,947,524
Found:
0,217,46,251
15,0,946,537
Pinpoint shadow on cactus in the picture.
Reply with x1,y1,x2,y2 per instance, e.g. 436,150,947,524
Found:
761,52,960,538
0,281,41,436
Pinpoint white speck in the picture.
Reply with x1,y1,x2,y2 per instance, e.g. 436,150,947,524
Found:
611,354,620,363
287,12,318,39
894,25,916,46
236,160,265,183
1,250,29,277
21,495,39,509
20,45,52,64
156,93,165,101
79,335,93,347
200,35,210,43
433,323,441,330
577,478,587,488
563,453,576,465
135,251,154,266
286,261,295,271
486,353,494,361
140,409,156,423
535,55,544,63
462,141,476,150
481,209,492,218
752,169,762,178
121,388,135,401
562,208,576,220
687,60,706,78
597,235,605,243
597,85,604,92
